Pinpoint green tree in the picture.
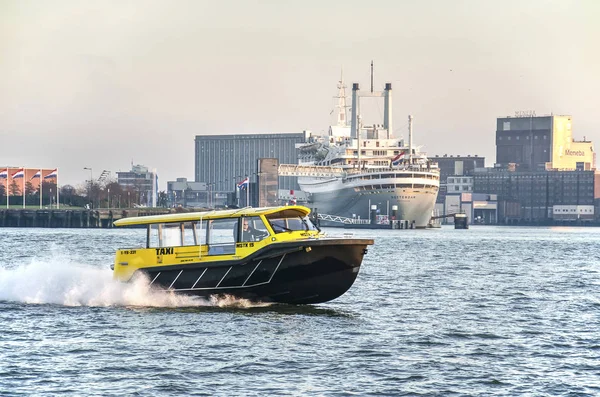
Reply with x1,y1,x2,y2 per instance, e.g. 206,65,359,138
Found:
25,181,35,196
9,180,19,196
25,181,36,205
102,181,124,208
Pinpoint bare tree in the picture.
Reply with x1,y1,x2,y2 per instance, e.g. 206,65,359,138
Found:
102,181,124,208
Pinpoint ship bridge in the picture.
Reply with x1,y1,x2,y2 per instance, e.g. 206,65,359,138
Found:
278,164,346,178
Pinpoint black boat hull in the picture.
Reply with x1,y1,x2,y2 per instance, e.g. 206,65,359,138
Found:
133,239,370,304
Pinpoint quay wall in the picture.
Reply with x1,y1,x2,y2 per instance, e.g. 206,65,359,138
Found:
0,208,175,228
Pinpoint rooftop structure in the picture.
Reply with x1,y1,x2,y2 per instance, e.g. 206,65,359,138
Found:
496,114,594,171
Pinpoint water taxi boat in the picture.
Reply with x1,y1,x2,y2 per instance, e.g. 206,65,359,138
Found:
112,206,373,304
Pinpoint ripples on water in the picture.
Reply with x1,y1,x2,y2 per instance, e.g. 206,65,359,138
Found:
1,226,599,396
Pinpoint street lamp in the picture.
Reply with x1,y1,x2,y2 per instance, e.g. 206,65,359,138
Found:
83,167,92,208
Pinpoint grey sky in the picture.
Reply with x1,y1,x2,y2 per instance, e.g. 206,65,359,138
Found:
1,0,598,190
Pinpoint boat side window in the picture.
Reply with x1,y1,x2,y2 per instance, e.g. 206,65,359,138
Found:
207,218,237,255
183,221,204,246
148,222,205,248
149,223,181,248
239,216,269,242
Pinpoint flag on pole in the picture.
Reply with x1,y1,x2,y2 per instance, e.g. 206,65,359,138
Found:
44,169,58,179
391,151,407,166
237,177,249,190
31,170,42,180
12,169,25,179
2,169,6,209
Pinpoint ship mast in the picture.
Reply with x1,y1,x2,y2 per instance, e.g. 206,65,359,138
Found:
335,70,349,127
357,115,362,167
408,115,413,164
370,60,374,93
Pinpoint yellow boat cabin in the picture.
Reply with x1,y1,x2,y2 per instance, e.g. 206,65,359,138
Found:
112,205,373,304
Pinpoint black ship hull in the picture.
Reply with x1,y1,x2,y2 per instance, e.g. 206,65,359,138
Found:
134,239,371,304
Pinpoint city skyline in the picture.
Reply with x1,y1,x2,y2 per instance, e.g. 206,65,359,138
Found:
2,0,599,190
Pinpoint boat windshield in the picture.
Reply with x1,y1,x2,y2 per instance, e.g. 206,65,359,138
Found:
267,215,318,234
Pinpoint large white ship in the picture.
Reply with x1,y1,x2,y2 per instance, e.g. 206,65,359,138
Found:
290,76,440,228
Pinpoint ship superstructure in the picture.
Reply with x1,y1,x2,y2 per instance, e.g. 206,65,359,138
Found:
288,75,440,228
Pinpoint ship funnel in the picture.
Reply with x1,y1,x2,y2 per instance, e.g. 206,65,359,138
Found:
351,83,360,138
384,83,392,139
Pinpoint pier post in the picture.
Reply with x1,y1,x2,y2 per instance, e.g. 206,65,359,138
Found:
370,205,377,224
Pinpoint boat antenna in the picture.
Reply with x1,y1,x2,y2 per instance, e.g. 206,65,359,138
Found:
370,60,374,93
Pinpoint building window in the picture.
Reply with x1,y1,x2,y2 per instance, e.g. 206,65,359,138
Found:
508,136,511,140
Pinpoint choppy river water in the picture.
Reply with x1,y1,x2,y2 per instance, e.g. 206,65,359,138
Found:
1,226,599,396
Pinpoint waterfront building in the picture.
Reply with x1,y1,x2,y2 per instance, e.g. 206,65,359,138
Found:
430,155,485,204
167,178,208,208
496,114,594,171
194,132,307,206
462,113,599,223
116,164,158,207
446,176,473,194
431,155,485,183
473,168,600,222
